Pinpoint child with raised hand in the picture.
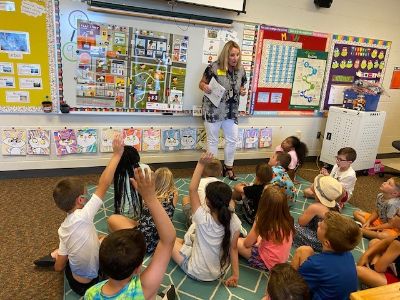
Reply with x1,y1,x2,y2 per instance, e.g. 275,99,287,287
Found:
182,158,222,227
268,152,296,206
232,163,273,223
262,263,310,300
34,134,125,296
237,185,294,271
84,168,176,299
291,211,362,300
304,147,357,210
353,177,400,239
108,167,178,253
172,152,242,286
275,136,308,181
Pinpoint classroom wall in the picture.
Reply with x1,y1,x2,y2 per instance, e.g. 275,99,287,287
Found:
1,0,399,171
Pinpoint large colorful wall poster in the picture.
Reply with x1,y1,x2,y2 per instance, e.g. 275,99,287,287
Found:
320,35,391,110
131,30,189,111
290,50,328,110
0,0,57,112
75,20,129,108
251,25,329,113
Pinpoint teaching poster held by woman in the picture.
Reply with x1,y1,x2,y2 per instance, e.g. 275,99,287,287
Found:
199,41,247,180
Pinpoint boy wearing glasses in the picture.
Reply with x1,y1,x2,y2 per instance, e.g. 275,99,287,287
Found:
34,135,125,296
304,147,357,210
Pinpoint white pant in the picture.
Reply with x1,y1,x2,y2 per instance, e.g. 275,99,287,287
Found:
204,119,238,166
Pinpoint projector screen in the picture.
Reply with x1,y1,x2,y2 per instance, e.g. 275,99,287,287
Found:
176,0,245,12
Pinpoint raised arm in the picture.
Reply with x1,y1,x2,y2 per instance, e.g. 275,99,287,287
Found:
132,168,176,300
94,134,124,200
189,152,214,214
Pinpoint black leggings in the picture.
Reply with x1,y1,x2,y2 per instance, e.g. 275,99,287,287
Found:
65,262,99,296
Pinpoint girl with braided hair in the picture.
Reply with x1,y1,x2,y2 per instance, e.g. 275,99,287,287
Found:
107,146,177,253
172,152,241,286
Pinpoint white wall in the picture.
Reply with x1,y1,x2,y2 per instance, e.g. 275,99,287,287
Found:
1,0,399,171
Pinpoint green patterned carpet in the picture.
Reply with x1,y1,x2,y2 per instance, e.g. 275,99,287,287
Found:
64,174,368,300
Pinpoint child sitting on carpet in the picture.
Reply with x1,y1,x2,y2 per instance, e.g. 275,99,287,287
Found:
232,163,273,224
107,166,178,254
275,136,308,181
34,134,125,296
172,152,241,286
237,185,294,271
291,211,362,300
182,158,222,227
261,263,310,300
293,175,342,253
356,235,400,287
268,152,296,206
84,168,176,299
353,177,400,239
304,147,357,210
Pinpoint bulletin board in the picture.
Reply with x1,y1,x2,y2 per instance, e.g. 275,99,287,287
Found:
251,25,329,113
58,0,249,113
0,0,57,113
320,34,391,110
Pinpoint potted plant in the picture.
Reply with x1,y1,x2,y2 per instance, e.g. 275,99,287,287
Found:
60,100,70,113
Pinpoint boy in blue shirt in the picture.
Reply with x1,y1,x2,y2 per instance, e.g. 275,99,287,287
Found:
291,211,362,300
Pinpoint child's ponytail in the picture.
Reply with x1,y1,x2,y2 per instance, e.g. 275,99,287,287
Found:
289,136,308,166
205,181,232,271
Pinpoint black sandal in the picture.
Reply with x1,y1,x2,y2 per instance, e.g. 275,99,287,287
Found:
223,165,237,181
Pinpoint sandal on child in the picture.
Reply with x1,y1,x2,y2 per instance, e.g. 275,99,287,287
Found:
34,254,55,267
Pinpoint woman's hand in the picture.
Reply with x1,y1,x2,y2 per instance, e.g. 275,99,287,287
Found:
239,86,247,96
202,82,212,94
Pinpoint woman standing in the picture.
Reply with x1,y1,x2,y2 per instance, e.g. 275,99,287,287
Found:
199,41,247,180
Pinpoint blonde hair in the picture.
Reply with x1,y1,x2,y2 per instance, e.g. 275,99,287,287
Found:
154,167,176,201
217,40,242,71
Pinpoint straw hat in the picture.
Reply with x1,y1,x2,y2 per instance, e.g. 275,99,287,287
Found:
313,174,343,208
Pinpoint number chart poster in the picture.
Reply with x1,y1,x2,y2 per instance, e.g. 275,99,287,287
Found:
130,29,189,111
290,50,328,110
251,25,329,113
320,35,391,110
0,0,57,112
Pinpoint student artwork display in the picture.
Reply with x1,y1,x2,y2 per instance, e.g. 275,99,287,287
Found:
100,128,121,153
258,128,272,148
251,25,329,112
236,128,244,149
1,128,26,155
196,128,207,150
162,129,180,151
142,128,161,152
76,128,97,153
123,128,142,151
130,29,189,111
290,50,328,110
75,20,129,108
321,35,391,110
27,129,50,155
244,128,259,149
53,129,77,156
180,128,197,150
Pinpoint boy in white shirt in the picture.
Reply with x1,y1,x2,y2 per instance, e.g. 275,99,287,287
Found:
304,147,357,210
34,135,124,296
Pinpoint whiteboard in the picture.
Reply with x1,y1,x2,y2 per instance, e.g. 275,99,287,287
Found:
59,0,246,111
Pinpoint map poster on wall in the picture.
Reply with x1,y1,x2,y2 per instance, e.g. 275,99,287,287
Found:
320,35,391,110
290,50,328,110
130,29,189,111
251,25,329,113
75,20,129,108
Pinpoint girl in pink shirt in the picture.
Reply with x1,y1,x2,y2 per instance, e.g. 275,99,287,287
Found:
275,136,308,181
237,185,294,270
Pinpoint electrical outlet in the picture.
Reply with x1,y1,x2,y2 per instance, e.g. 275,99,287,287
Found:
296,130,302,139
317,131,321,139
